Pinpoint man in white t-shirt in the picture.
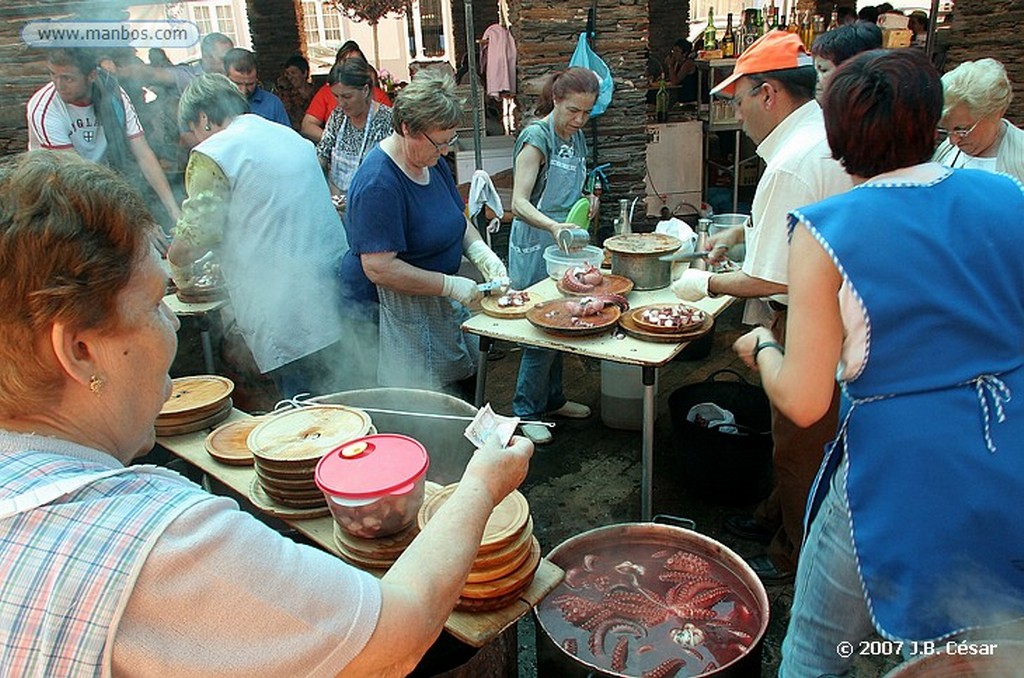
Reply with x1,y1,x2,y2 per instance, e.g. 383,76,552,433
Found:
27,48,181,222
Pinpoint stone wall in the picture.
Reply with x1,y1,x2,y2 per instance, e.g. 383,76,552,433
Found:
944,0,1023,124
509,0,649,231
245,0,304,84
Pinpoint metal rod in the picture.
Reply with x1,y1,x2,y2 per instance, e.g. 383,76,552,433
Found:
464,0,483,170
355,406,557,428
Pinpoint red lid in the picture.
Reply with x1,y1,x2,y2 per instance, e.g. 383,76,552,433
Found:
315,434,429,499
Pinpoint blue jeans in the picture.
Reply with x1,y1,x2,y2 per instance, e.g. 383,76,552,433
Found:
512,347,566,419
780,460,875,677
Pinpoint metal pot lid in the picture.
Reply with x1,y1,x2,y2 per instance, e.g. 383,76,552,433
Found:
604,233,682,255
315,433,428,498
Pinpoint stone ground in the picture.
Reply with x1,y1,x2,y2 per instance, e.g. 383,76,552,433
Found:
169,300,900,677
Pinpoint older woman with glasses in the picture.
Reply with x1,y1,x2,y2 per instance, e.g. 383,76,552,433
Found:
933,58,1024,181
342,69,507,398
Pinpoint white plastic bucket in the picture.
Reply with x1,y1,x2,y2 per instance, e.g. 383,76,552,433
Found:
600,362,658,431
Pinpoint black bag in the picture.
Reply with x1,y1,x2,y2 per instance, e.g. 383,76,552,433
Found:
668,369,773,505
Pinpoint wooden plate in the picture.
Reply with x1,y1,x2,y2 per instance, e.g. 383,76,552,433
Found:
204,417,260,466
525,299,621,337
460,537,541,599
473,516,534,570
248,477,331,519
480,289,547,319
247,405,372,464
253,466,319,491
556,273,634,297
630,304,708,334
467,533,534,583
155,398,233,437
176,285,228,304
455,578,534,612
618,307,714,344
419,485,530,553
333,521,419,561
160,375,234,417
604,232,682,256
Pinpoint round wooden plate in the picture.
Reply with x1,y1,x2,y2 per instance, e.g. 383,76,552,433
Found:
467,533,534,583
253,467,319,491
604,232,682,256
419,485,530,554
455,580,533,612
333,521,419,561
247,405,372,464
248,477,330,519
480,289,547,319
460,537,541,599
618,308,714,344
630,304,708,335
160,375,234,417
556,273,634,297
155,398,233,437
525,299,621,337
176,285,228,304
472,516,534,570
204,417,260,466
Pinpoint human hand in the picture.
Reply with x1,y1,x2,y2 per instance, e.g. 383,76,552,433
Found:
671,269,713,301
733,327,776,369
706,227,743,265
462,435,534,506
465,240,507,284
442,274,481,306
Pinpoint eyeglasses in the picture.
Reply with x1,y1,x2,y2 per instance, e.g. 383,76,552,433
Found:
423,131,459,152
728,82,765,108
936,119,980,141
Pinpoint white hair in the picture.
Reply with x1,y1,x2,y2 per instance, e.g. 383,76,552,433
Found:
942,58,1013,119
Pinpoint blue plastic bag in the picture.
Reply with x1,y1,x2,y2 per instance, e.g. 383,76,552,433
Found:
568,32,613,117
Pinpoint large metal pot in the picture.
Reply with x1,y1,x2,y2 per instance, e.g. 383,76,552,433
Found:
604,233,681,290
535,522,769,677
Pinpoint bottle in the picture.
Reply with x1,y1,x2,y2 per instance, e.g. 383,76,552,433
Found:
655,78,669,123
693,218,712,271
703,7,718,51
755,9,765,37
613,199,631,236
741,9,758,53
766,0,778,30
829,7,839,29
787,12,800,34
721,13,735,57
779,14,787,32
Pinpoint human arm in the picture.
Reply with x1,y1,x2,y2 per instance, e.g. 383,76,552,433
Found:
167,152,229,282
341,435,534,676
128,134,182,221
317,109,342,176
672,268,786,302
733,225,843,426
301,114,325,143
510,143,575,238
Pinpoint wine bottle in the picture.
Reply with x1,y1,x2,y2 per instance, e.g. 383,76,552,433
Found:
655,78,669,123
704,6,719,51
722,13,736,57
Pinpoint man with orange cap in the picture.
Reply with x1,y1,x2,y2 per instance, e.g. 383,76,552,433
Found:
673,31,852,583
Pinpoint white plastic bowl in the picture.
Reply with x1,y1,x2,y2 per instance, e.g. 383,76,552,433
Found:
543,245,604,280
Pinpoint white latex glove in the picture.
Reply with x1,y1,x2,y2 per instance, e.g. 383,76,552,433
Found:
671,268,713,302
442,274,482,306
466,240,508,283
169,260,193,289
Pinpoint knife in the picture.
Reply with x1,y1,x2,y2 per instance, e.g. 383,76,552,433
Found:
477,277,511,295
658,245,729,262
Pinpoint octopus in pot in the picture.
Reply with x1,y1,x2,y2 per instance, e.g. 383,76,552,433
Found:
562,264,604,293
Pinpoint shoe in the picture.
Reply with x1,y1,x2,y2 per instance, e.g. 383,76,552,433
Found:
724,514,774,545
747,554,795,584
546,401,591,419
521,423,553,445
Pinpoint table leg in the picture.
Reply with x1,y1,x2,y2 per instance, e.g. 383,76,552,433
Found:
641,365,657,521
198,313,215,374
474,336,493,407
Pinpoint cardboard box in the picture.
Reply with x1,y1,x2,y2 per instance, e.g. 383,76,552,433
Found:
878,13,910,29
881,28,913,48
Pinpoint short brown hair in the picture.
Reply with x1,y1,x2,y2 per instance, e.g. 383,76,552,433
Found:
824,49,941,178
0,151,154,416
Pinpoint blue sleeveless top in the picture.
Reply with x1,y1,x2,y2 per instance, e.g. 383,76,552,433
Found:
792,167,1024,641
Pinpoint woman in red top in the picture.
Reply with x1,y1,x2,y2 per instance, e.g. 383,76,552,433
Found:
301,41,392,143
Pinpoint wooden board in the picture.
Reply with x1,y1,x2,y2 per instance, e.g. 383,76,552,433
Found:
556,273,634,297
618,307,715,344
604,232,682,256
154,398,233,437
480,289,548,319
525,299,621,337
204,417,260,466
630,303,708,334
419,485,531,553
248,405,372,463
160,375,235,416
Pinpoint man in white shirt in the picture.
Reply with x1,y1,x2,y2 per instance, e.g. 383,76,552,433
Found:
673,31,853,583
27,48,181,222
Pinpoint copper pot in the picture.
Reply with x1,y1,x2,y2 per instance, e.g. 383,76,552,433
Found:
535,522,769,678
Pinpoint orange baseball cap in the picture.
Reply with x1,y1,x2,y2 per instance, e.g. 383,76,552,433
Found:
711,31,814,97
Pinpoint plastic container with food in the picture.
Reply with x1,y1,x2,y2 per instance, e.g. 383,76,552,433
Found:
543,244,604,280
315,433,430,538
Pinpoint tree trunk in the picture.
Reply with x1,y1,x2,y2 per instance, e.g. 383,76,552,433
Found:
372,22,381,69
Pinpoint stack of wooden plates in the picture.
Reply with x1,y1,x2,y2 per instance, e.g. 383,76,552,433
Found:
246,405,372,516
156,375,234,437
418,484,541,612
330,482,443,570
204,417,261,466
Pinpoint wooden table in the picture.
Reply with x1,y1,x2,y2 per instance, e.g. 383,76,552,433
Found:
156,410,564,649
164,294,228,374
462,277,734,520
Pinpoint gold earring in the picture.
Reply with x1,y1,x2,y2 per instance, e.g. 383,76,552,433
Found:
204,123,212,131
89,374,104,395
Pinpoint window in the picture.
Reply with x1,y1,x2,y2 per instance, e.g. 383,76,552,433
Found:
406,0,452,61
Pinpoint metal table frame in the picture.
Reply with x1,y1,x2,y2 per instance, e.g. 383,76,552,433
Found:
164,294,227,374
463,278,733,520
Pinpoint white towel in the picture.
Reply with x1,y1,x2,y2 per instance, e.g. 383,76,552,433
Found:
468,170,505,247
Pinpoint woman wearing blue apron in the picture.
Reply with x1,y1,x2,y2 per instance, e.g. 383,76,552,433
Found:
732,50,1024,676
509,68,599,444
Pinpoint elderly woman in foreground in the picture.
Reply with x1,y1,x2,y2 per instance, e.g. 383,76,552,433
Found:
0,150,533,676
344,69,507,399
733,49,1024,676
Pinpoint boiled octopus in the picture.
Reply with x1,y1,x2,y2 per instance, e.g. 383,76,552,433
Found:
561,264,604,293
563,294,630,317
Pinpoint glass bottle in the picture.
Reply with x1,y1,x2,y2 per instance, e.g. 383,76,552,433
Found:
779,14,788,32
787,12,800,34
692,218,712,271
655,78,669,123
766,0,778,30
722,13,735,57
741,9,758,53
613,199,631,236
704,7,719,51
755,9,765,37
